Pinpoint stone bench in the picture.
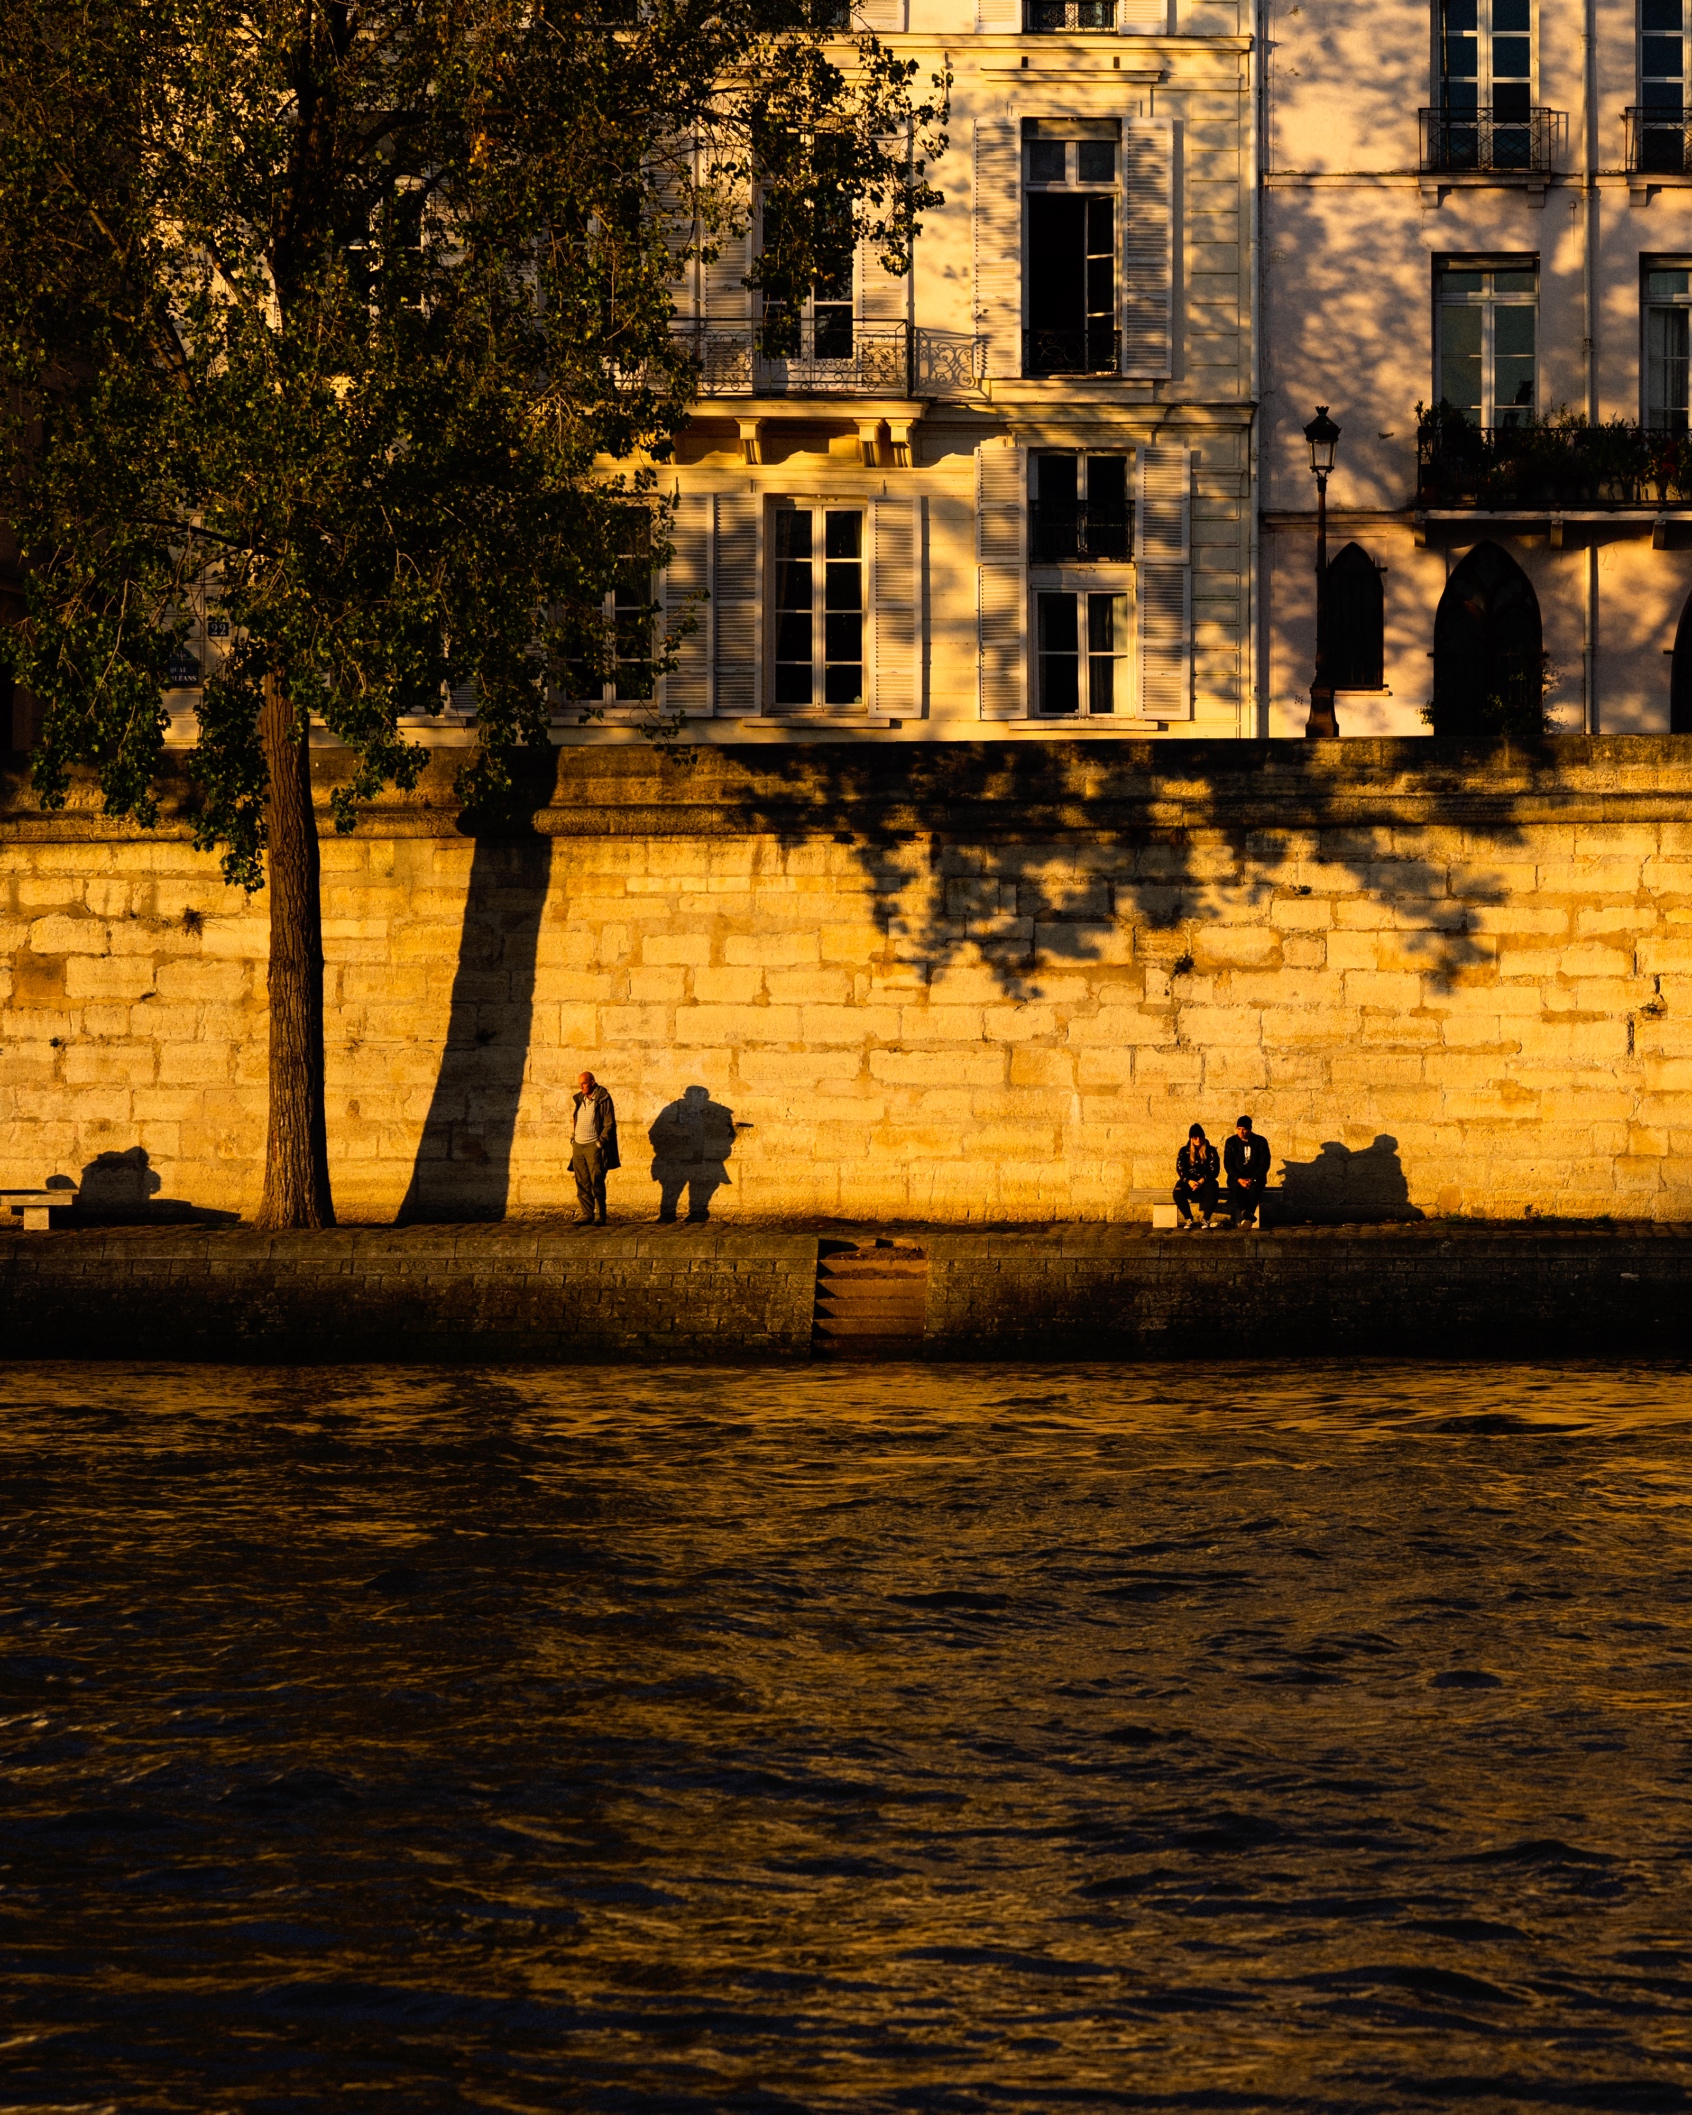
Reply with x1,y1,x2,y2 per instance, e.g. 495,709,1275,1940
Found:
1,1189,77,1232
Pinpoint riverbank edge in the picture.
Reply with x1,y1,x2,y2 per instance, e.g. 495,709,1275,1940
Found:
3,1222,1690,1361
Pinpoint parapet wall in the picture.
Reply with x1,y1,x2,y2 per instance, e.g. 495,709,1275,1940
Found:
5,736,1692,1225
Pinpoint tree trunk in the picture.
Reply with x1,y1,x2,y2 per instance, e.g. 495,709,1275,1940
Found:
254,670,334,1230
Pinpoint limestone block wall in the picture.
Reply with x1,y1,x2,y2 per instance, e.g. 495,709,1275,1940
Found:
6,738,1692,1225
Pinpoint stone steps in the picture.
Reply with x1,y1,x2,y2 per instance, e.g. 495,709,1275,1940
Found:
812,1239,928,1358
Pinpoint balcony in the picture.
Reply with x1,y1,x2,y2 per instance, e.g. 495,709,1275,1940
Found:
1023,325,1121,379
673,322,986,399
1024,0,1116,27
1627,106,1692,174
1417,406,1692,511
1419,105,1560,181
1030,502,1132,564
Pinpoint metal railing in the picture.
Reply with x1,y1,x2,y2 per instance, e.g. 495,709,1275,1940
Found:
1419,105,1560,175
1024,0,1116,27
673,323,987,397
1626,106,1692,173
1030,503,1132,563
1023,325,1121,378
1418,406,1692,507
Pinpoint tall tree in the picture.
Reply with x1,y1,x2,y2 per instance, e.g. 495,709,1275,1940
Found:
0,0,944,1227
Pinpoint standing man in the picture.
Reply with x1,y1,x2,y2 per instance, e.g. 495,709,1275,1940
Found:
1223,1114,1271,1230
570,1072,620,1227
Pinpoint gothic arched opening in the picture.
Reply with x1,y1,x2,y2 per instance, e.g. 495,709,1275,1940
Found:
1326,541,1384,690
1430,540,1544,737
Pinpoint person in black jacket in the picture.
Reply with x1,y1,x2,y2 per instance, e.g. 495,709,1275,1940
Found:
1223,1115,1271,1229
1173,1123,1221,1230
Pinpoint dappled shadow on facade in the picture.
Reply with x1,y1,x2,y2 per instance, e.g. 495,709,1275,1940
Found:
1272,1135,1423,1226
398,821,553,1226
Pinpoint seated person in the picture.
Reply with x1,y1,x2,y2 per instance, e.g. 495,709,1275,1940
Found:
1223,1114,1271,1228
1173,1123,1220,1230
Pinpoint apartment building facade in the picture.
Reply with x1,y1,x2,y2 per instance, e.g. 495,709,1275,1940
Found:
559,0,1255,748
1261,0,1692,736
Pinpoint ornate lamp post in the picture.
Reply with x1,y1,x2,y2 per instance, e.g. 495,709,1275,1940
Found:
1303,405,1341,739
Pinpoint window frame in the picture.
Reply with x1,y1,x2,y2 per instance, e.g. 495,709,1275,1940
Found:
1434,256,1539,429
1022,120,1122,380
766,499,869,716
567,511,658,712
1033,584,1133,718
1436,0,1535,117
1644,258,1692,430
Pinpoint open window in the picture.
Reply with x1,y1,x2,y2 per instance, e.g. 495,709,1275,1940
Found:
1023,123,1120,378
1645,261,1692,429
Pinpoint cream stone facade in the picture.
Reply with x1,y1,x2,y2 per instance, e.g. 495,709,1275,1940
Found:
1261,0,1692,737
8,745,1692,1228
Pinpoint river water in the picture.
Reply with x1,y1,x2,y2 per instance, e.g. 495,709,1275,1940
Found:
3,1362,1691,2113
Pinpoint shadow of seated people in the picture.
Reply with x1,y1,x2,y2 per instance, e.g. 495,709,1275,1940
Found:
648,1085,738,1224
1272,1136,1424,1227
67,1147,240,1226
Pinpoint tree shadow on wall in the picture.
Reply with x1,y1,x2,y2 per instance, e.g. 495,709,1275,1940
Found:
398,782,555,1225
1271,1136,1424,1226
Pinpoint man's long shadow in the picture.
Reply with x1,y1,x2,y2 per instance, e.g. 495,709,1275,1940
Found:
398,801,554,1225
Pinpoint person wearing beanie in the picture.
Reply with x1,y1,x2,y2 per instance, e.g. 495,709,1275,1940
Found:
1172,1122,1221,1230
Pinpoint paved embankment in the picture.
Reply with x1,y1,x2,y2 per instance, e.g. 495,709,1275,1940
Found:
4,1221,1692,1360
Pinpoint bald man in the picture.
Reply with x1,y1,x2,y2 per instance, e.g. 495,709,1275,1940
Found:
569,1071,620,1226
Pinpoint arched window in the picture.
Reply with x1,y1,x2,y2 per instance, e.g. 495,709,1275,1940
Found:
1670,588,1692,733
1326,542,1384,690
1431,541,1543,736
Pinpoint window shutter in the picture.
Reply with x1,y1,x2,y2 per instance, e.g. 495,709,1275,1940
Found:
976,438,1028,721
870,497,919,718
712,491,761,716
703,160,752,328
859,0,906,24
972,120,1023,382
661,493,711,715
650,145,698,325
1135,445,1192,721
1117,0,1167,27
976,0,1020,24
1121,121,1174,380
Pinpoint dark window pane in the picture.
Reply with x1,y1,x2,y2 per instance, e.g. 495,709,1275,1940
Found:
1444,40,1478,76
1439,270,1485,295
1648,268,1692,296
1493,80,1531,115
823,659,862,705
1492,269,1536,291
775,510,812,561
813,306,853,358
1492,0,1529,27
1076,140,1116,183
1644,0,1682,28
1038,453,1078,505
1443,0,1477,29
1028,140,1066,183
1644,34,1684,71
824,562,861,613
1039,592,1078,651
774,662,813,705
824,510,861,560
775,563,811,611
1491,33,1531,73
1027,194,1086,343
1087,594,1115,653
776,613,813,661
824,613,862,663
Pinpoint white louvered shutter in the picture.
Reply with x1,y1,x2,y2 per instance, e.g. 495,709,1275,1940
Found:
650,145,698,326
1117,0,1167,27
977,439,1028,721
1136,445,1192,721
1121,122,1174,380
703,158,752,329
661,493,711,716
870,497,919,718
976,0,1020,24
712,491,761,716
973,120,1023,383
858,0,906,25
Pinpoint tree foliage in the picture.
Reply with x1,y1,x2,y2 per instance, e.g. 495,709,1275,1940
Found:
0,0,947,886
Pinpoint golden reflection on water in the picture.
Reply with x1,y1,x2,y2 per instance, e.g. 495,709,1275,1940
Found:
3,1360,1692,2111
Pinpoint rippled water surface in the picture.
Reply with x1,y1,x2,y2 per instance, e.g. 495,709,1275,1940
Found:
4,1362,1692,2113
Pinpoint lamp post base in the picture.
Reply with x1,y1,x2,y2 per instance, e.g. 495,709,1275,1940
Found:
1305,688,1339,739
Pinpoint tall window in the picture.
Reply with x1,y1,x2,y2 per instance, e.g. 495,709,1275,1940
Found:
1646,265,1692,429
771,504,864,711
760,179,853,363
570,513,653,704
1031,454,1130,563
1641,0,1687,171
1024,124,1118,378
1036,592,1128,716
1438,0,1533,165
1326,543,1385,691
1436,261,1536,426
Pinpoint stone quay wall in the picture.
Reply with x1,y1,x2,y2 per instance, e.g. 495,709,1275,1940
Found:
7,737,1692,1226
4,1224,1691,1361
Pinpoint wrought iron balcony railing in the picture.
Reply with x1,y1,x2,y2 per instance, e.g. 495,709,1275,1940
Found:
1023,325,1121,379
1417,405,1692,508
1030,502,1132,563
1024,0,1116,28
1419,104,1559,175
673,322,987,398
1626,106,1692,173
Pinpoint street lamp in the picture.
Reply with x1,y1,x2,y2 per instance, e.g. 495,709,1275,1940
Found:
1303,404,1342,739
